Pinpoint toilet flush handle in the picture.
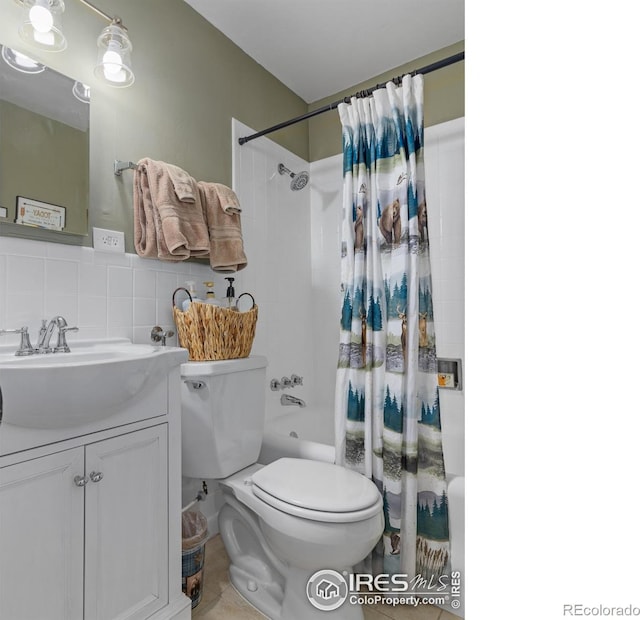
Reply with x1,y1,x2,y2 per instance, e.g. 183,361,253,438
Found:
184,380,205,389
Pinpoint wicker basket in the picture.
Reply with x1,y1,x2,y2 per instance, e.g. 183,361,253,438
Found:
172,288,258,361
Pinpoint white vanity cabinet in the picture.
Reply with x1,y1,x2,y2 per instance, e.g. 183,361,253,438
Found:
85,424,169,620
0,340,191,620
0,424,169,620
0,444,86,619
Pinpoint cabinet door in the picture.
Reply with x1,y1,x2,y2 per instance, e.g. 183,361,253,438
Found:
84,424,169,620
0,447,85,620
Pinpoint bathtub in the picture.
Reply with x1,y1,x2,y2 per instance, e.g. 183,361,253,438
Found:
259,404,465,618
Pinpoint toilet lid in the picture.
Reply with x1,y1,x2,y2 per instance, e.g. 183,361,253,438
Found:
251,457,381,514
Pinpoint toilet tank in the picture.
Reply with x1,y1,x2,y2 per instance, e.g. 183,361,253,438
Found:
181,356,267,479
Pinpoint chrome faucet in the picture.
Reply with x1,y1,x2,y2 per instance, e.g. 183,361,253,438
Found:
36,319,57,353
150,325,175,346
0,326,34,356
280,394,306,408
36,316,79,353
53,316,79,353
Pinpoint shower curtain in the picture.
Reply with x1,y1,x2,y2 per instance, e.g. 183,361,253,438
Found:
334,74,450,583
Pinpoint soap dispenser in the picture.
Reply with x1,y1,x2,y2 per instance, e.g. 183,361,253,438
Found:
202,281,222,306
182,281,202,311
224,277,236,309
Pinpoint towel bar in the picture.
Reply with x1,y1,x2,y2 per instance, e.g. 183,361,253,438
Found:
114,160,139,176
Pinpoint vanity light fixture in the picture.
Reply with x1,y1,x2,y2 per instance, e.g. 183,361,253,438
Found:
12,0,135,87
94,18,134,87
18,0,67,52
1,45,46,73
72,80,91,102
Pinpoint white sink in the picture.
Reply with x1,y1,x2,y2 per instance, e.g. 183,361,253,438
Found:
1,344,158,367
0,339,188,430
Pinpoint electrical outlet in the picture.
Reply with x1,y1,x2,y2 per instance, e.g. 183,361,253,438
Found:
93,227,125,253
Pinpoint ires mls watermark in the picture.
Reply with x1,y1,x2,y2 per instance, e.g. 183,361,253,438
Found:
305,569,463,612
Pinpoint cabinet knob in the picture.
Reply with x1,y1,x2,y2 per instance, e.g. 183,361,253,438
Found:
74,475,89,487
89,471,104,483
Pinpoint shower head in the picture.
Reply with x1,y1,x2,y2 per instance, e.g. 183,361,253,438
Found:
278,163,309,191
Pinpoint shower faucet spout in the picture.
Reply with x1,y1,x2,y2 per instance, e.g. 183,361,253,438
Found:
280,394,306,408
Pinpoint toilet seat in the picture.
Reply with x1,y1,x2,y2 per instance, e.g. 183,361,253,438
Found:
250,457,382,523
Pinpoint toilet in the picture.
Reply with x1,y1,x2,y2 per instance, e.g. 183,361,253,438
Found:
181,356,384,620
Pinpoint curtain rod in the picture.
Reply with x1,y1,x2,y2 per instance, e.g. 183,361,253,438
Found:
238,51,464,146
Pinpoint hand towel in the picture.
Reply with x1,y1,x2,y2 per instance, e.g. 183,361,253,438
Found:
133,158,209,261
197,181,248,272
210,183,242,214
164,162,196,203
133,162,161,258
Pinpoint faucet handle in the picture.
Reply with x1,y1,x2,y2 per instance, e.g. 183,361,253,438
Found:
290,374,303,386
0,327,34,356
150,326,175,346
54,325,79,353
280,376,293,389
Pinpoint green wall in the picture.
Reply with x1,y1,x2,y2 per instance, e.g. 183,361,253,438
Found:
0,1,463,250
0,0,309,250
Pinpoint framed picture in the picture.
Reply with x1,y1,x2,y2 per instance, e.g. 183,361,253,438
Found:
15,196,66,231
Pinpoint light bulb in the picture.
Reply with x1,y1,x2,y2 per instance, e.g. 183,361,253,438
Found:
29,3,54,34
94,21,134,87
103,66,126,83
102,41,123,76
33,29,55,46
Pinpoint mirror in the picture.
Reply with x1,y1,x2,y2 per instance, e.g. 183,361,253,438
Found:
0,43,89,240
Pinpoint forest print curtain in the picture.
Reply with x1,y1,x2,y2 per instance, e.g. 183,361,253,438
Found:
335,74,450,584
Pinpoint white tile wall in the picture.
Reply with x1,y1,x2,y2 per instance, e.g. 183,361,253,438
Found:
425,117,465,477
232,119,314,421
0,235,214,347
309,154,345,410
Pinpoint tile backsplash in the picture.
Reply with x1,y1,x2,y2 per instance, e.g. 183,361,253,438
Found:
0,235,213,348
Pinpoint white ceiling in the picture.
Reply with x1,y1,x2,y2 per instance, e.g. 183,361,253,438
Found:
183,0,465,103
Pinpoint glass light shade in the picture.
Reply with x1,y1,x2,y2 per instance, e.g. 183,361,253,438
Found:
19,0,67,52
94,21,134,88
72,80,91,103
1,44,46,74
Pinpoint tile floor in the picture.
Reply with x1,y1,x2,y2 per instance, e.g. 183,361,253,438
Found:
191,535,462,620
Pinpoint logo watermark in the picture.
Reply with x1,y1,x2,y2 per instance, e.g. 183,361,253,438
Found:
306,570,349,611
305,569,462,611
563,604,640,616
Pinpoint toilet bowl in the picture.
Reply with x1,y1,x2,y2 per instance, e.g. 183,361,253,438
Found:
181,357,384,620
220,460,383,619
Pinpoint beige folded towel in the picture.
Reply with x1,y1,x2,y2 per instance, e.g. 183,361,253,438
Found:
165,162,196,203
134,158,209,261
197,181,247,272
133,162,160,259
210,183,242,214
